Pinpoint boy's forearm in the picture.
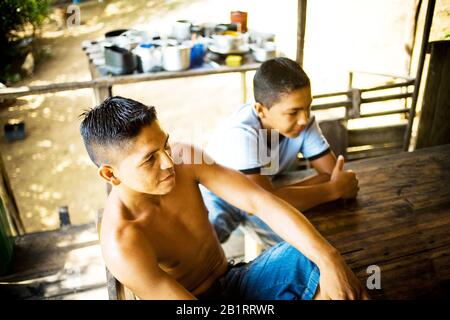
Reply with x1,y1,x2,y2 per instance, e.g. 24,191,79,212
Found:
284,173,331,187
273,181,340,211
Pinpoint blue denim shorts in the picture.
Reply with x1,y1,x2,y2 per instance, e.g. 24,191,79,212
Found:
197,241,320,300
200,185,283,246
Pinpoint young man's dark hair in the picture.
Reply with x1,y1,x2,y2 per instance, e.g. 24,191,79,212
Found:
253,57,311,108
79,96,157,167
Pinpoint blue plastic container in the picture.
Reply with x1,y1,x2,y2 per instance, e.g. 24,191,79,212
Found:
190,43,205,68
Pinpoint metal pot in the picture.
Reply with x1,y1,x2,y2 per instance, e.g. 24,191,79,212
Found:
172,20,192,43
162,45,191,71
104,29,129,48
105,29,129,38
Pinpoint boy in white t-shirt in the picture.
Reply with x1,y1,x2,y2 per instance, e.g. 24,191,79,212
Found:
201,57,359,244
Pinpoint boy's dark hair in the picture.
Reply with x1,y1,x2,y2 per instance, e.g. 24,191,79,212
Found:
79,96,157,167
253,57,311,108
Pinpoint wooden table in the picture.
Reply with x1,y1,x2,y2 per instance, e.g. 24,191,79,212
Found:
276,144,450,299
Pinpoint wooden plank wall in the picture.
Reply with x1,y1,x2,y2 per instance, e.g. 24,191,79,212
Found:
415,41,450,149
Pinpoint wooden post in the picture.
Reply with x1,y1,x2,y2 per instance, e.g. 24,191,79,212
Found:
0,153,25,236
89,60,112,105
348,71,354,89
296,0,307,67
241,71,247,103
403,0,436,151
319,120,348,158
407,0,423,76
93,85,112,106
348,88,361,119
415,41,450,149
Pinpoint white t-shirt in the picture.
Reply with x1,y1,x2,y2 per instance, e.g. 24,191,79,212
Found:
205,103,330,178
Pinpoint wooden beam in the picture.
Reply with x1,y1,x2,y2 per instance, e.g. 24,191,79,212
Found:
311,100,351,111
313,80,414,99
362,92,413,104
407,0,423,76
0,64,261,100
296,0,307,66
360,80,415,93
359,108,410,118
0,154,25,236
403,0,436,150
241,71,247,104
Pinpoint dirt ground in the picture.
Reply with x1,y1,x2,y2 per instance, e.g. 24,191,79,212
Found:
0,0,448,232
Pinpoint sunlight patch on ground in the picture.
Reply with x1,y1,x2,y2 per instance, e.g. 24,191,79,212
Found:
52,159,72,174
37,140,53,148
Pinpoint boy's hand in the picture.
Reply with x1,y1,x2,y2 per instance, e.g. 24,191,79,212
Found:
318,251,370,300
331,155,359,199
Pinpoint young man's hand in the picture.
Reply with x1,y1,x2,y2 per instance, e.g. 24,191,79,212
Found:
330,155,359,199
318,251,370,300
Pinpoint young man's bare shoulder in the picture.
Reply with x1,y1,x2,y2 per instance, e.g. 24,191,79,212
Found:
172,142,212,173
171,142,209,179
100,195,159,286
101,193,152,261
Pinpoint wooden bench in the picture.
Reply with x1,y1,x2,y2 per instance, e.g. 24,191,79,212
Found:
0,223,107,299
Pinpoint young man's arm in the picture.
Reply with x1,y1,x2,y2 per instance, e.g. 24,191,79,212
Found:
285,172,330,187
103,226,196,300
246,155,358,211
192,147,368,300
309,150,337,176
273,152,336,188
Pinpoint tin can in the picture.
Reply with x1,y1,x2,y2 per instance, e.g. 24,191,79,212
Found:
230,11,248,33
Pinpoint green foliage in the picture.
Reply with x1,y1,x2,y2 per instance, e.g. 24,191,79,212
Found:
0,0,53,83
0,0,52,45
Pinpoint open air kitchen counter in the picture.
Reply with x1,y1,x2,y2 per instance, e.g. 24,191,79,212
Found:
81,18,279,105
84,51,261,106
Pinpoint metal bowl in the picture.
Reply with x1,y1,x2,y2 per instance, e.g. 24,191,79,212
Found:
250,42,277,62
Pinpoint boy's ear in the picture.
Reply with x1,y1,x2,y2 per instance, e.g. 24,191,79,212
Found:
254,102,268,119
98,165,121,186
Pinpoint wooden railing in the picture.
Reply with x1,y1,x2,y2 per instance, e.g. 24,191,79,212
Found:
0,63,261,100
0,67,415,163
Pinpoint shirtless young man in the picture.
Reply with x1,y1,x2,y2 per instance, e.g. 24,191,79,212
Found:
80,96,368,300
